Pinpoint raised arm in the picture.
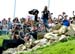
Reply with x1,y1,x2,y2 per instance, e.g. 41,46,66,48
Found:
73,11,75,17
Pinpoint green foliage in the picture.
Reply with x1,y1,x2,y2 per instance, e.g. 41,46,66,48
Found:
0,35,10,47
68,36,75,40
0,38,3,47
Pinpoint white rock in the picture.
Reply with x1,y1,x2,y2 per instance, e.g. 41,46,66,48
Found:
70,24,75,31
50,34,58,40
33,40,40,44
16,44,26,51
58,26,67,34
3,48,16,54
44,33,53,39
59,35,67,41
44,33,58,40
39,38,48,45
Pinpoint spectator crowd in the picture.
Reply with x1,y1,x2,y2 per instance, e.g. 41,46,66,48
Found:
0,6,75,53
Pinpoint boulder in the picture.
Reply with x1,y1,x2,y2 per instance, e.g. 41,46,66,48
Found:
3,48,16,54
44,32,59,44
52,30,59,34
37,32,45,39
16,44,26,51
71,24,75,31
52,23,61,30
33,38,48,46
44,33,58,40
38,38,48,46
66,24,75,36
58,26,67,35
44,32,53,39
33,40,40,44
59,35,67,42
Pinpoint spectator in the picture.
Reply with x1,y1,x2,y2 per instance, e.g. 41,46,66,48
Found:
7,18,12,29
13,17,19,23
48,18,55,28
24,33,34,48
42,6,50,29
2,18,7,25
0,21,2,35
58,15,70,34
30,24,37,40
62,15,70,27
2,18,8,35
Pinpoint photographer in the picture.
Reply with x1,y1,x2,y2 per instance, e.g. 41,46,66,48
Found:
2,31,25,50
42,6,50,29
29,9,39,22
23,21,31,34
72,11,75,24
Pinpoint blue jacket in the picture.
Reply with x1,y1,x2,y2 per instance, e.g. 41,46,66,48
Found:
62,20,70,27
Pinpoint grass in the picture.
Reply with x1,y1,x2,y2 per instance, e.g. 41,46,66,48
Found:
0,35,10,47
18,40,75,54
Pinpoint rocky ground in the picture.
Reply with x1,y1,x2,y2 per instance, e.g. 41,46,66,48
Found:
3,24,75,54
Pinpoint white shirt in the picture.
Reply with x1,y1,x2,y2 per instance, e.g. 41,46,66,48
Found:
48,23,55,27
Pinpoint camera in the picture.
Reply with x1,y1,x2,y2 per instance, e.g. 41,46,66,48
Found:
15,24,22,30
29,9,39,15
13,24,22,31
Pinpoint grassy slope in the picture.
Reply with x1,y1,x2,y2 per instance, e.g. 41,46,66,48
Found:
1,35,75,54
20,40,75,54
